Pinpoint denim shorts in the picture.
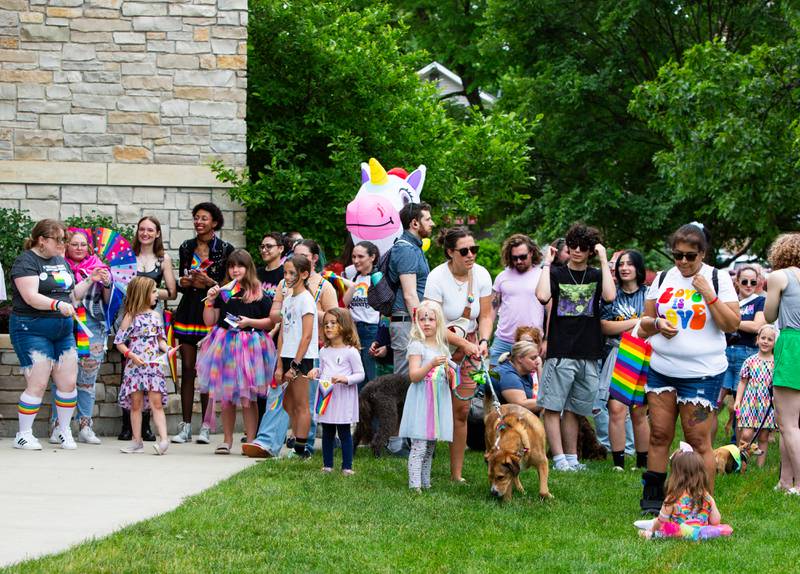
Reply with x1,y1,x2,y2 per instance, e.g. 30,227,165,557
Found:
10,314,76,369
721,345,756,391
645,368,724,411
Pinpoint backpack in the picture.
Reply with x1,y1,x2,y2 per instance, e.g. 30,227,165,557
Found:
656,267,718,292
367,239,411,316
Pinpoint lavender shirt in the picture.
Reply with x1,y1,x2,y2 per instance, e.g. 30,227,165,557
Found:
493,266,544,343
313,346,364,425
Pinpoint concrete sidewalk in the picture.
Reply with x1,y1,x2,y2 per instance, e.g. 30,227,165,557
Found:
0,435,256,568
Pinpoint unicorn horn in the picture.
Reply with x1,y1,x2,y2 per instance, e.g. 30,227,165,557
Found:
369,158,388,185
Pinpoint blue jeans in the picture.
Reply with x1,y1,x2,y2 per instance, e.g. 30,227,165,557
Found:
254,367,319,456
489,337,513,368
321,423,353,470
722,345,756,391
50,313,106,423
9,314,75,369
355,321,378,391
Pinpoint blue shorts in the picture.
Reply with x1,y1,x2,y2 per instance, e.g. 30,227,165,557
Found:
9,314,76,370
721,345,756,391
645,368,724,411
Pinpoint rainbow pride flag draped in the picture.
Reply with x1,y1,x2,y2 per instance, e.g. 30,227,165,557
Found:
75,306,90,358
315,379,335,416
609,332,651,407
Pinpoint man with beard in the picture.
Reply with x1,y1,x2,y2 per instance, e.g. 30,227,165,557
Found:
489,234,545,367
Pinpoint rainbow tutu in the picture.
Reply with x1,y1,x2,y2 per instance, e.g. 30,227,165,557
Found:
196,326,277,406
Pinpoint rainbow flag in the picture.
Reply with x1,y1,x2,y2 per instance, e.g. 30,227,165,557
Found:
75,307,90,358
314,379,335,416
191,254,212,271
609,332,651,407
163,309,178,383
269,383,288,411
322,270,351,302
218,279,242,303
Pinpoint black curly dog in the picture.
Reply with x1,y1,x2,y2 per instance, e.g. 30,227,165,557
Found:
354,373,410,457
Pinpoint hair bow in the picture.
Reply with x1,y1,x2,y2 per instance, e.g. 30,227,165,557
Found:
688,221,705,230
679,441,694,453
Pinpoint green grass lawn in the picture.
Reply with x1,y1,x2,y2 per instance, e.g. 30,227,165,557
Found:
5,435,799,573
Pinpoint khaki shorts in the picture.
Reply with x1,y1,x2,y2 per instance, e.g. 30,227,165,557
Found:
539,357,601,417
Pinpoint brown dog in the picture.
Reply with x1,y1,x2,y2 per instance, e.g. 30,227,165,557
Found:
484,392,551,501
713,443,762,475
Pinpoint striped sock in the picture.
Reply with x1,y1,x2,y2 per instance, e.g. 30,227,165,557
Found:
55,389,78,433
18,392,42,433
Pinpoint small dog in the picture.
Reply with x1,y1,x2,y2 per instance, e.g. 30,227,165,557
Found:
483,389,551,501
353,373,410,457
713,443,762,475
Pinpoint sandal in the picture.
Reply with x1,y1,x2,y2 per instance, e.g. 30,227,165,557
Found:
214,443,231,455
342,469,355,476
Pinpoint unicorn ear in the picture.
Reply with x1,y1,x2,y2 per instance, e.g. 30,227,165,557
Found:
406,165,426,196
360,163,369,184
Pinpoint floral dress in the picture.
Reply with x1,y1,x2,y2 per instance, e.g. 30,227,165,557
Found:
114,311,168,411
738,354,777,429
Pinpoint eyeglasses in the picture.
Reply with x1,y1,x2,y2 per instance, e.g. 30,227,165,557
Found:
455,246,480,257
566,241,592,252
260,243,278,251
45,236,66,244
511,253,530,262
740,279,758,287
672,251,699,262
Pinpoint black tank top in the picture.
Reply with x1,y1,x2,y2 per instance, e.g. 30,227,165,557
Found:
137,256,163,286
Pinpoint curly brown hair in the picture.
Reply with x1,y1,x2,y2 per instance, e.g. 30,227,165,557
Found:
514,325,542,345
501,234,542,267
768,233,800,270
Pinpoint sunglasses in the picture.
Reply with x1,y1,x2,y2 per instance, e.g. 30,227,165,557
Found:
511,253,530,262
567,241,592,252
740,279,758,287
672,251,699,262
455,246,480,257
259,243,278,251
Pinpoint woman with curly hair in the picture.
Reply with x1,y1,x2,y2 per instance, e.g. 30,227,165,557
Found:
764,232,800,494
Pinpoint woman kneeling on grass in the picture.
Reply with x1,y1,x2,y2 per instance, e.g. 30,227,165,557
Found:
196,249,277,455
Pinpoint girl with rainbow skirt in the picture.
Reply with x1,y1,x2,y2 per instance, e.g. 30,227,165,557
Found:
399,301,456,492
196,249,277,455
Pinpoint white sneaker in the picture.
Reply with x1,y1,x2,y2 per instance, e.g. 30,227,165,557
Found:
60,430,77,450
49,425,61,445
553,460,574,471
78,425,101,445
634,518,656,530
171,421,192,444
120,441,144,454
196,424,211,444
612,466,625,472
570,461,588,471
14,431,42,450
153,441,169,456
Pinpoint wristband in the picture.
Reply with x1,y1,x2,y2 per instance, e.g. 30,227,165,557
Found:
479,338,489,346
290,360,303,373
708,296,719,306
654,318,660,332
50,300,58,311
124,350,131,359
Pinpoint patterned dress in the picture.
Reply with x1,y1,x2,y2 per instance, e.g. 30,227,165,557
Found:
114,311,168,411
738,354,777,429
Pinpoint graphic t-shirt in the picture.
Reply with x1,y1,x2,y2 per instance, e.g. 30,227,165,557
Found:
727,294,765,348
281,289,319,359
646,264,737,377
546,265,604,360
257,265,284,300
347,272,380,324
213,292,273,331
424,263,493,334
11,250,75,316
492,266,544,343
600,285,648,340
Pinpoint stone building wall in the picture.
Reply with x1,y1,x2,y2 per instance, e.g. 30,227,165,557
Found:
0,0,250,436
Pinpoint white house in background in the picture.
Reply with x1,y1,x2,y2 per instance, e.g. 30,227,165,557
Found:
417,61,498,108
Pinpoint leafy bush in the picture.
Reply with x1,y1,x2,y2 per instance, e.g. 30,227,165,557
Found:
63,212,135,242
0,207,34,291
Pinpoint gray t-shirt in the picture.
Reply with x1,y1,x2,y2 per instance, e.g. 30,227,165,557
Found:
387,232,429,314
11,250,75,317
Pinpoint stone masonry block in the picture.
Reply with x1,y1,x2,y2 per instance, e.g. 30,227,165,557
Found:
26,199,61,220
63,114,107,133
132,16,182,32
174,69,234,87
26,184,60,199
189,100,237,118
61,185,97,203
122,2,167,17
20,24,69,42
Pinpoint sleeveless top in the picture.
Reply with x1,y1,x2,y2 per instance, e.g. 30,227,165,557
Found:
136,256,164,286
779,269,800,329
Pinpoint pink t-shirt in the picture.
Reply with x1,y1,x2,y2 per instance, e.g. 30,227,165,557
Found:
493,266,544,343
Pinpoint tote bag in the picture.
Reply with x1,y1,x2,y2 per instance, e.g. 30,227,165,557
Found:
608,331,651,407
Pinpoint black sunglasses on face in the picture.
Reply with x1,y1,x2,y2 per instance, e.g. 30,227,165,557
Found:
567,241,591,252
511,253,529,262
455,246,480,257
740,279,758,287
672,251,699,262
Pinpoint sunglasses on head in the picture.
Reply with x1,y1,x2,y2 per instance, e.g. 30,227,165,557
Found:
672,251,699,262
455,246,480,257
511,253,529,262
567,241,592,252
740,279,758,287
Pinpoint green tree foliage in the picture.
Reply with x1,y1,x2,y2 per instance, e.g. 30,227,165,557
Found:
481,0,794,254
630,37,800,255
0,208,33,289
215,0,533,258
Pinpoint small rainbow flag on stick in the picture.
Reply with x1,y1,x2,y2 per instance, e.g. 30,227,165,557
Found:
219,279,241,303
314,379,335,416
191,254,212,271
609,332,651,407
269,382,288,411
75,307,90,358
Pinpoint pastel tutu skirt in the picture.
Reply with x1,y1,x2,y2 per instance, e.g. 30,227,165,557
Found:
196,326,277,407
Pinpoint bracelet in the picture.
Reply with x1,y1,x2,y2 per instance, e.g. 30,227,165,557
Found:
50,299,58,311
290,360,303,372
708,296,719,306
542,263,551,268
479,338,489,346
654,318,660,331
124,350,131,359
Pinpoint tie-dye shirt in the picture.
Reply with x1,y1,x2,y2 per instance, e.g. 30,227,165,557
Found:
669,492,713,525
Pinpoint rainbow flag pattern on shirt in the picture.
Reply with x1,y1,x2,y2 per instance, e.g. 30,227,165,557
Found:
75,307,90,358
609,332,651,407
52,270,71,289
314,379,335,416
